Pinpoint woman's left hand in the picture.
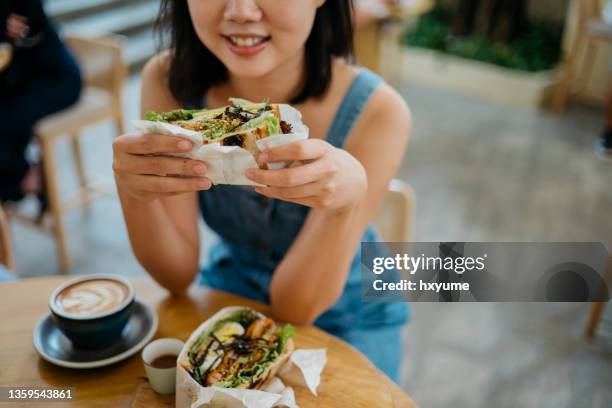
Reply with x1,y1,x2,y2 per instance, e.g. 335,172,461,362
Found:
245,139,367,212
6,14,29,41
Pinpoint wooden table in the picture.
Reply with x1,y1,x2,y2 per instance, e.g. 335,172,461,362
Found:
0,276,417,408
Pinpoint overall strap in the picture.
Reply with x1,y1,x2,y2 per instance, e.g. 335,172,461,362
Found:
325,68,383,148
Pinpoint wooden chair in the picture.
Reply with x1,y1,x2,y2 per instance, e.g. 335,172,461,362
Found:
0,206,14,272
585,254,612,340
374,179,416,242
552,0,612,113
354,0,434,75
31,33,127,272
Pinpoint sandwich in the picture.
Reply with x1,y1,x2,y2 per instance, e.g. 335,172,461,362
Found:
180,308,295,389
145,99,294,167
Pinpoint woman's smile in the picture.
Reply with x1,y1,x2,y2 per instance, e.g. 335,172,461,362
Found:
223,34,271,57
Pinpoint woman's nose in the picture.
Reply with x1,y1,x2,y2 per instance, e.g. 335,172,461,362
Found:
224,0,263,23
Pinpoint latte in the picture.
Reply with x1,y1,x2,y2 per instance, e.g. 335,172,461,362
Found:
55,278,129,316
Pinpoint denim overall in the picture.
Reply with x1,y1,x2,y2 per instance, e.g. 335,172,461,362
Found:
193,68,409,381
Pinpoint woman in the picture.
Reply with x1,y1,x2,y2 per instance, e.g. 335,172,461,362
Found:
113,0,411,380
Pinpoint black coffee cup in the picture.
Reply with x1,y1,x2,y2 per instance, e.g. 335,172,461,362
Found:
49,274,135,350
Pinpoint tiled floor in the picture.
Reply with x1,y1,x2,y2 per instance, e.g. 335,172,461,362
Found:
398,82,612,244
395,83,612,407
7,75,612,407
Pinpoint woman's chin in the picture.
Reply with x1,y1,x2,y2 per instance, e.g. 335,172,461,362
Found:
224,61,278,81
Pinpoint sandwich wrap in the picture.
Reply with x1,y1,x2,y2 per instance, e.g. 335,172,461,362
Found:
133,101,309,186
176,307,327,408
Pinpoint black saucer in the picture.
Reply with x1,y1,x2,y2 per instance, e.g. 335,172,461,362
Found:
33,300,158,369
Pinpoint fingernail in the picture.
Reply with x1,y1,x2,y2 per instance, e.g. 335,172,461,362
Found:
259,153,268,163
198,179,210,188
193,164,206,174
178,140,192,150
245,169,254,178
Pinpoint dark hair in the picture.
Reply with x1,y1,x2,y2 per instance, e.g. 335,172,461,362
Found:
156,0,354,105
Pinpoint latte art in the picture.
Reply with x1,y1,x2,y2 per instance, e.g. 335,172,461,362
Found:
55,279,129,316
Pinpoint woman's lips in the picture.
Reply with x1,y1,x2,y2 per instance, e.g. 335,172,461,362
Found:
224,35,270,57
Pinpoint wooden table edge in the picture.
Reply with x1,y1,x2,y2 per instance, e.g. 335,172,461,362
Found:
0,275,417,407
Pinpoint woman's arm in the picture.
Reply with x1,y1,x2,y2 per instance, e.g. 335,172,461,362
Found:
250,85,411,324
114,55,207,294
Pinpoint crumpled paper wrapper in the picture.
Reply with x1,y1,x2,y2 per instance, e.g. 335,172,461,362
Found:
176,307,327,408
133,105,309,186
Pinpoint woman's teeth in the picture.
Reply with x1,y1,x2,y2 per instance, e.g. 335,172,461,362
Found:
229,36,266,47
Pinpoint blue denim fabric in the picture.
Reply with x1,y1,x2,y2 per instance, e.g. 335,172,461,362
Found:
0,265,16,282
338,324,404,382
195,69,409,381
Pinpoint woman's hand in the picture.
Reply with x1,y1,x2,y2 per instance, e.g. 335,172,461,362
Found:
245,139,367,212
112,133,212,203
6,14,29,41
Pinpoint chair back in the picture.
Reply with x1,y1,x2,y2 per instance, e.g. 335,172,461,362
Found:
373,179,415,242
0,207,14,271
580,0,604,23
65,34,127,113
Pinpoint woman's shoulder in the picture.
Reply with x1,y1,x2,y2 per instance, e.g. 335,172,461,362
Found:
142,51,172,85
332,59,410,120
331,60,411,139
141,51,181,112
361,78,411,130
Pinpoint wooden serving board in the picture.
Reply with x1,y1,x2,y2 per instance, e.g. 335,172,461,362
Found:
131,327,395,407
131,379,174,408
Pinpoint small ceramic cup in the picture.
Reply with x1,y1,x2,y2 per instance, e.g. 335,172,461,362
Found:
142,338,185,395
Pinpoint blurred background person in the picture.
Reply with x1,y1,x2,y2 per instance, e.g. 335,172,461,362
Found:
0,0,81,210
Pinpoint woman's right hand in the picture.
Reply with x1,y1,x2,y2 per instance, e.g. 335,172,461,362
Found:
112,133,212,203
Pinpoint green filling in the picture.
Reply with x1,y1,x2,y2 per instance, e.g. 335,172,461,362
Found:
145,99,279,141
228,98,266,109
262,115,280,136
186,309,295,389
276,324,295,354
216,344,282,388
220,324,293,388
188,309,257,364
233,112,280,136
201,122,235,141
145,109,195,122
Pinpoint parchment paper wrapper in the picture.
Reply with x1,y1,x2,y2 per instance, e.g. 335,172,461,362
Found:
132,105,309,186
176,307,327,408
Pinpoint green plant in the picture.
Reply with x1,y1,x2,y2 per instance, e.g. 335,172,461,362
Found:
402,7,563,72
